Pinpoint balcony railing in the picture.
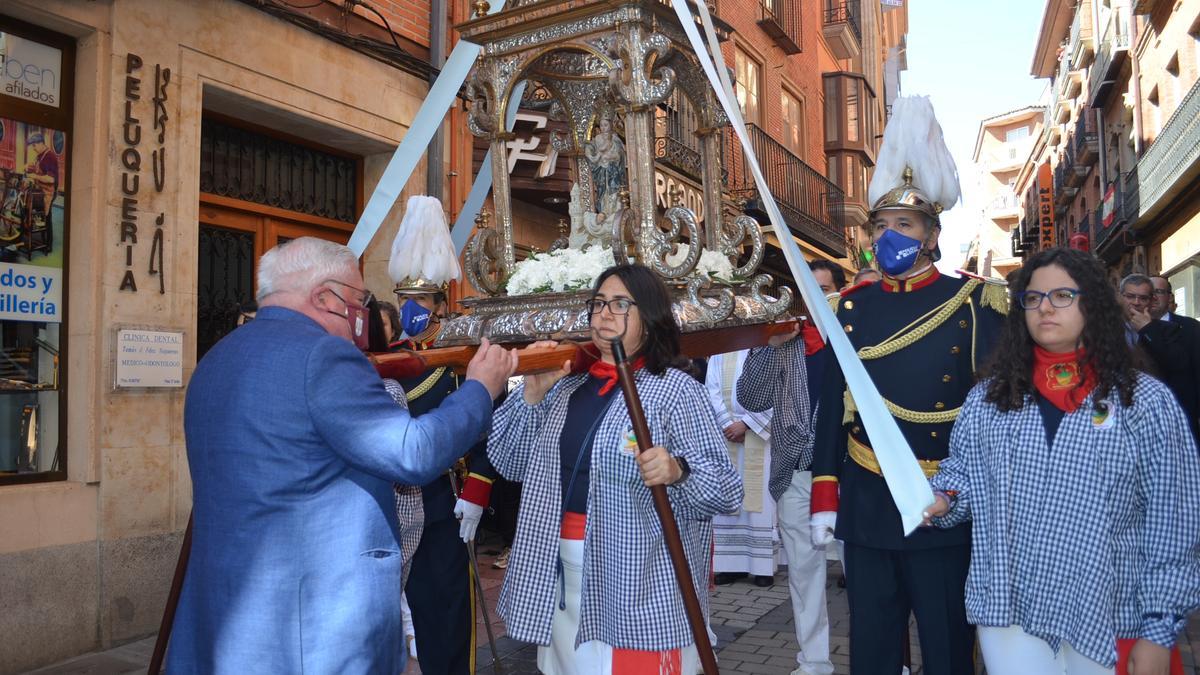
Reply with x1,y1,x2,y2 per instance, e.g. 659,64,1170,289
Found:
724,123,848,258
1126,77,1200,224
1054,155,1078,208
1045,104,1062,146
758,0,802,55
1089,8,1131,107
655,92,703,180
1072,112,1099,168
987,190,1020,216
1068,0,1094,68
1055,56,1081,116
822,1,861,59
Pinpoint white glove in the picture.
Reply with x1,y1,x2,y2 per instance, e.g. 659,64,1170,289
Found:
454,498,484,543
810,511,836,547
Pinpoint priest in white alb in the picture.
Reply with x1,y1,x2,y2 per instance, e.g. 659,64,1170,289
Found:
704,349,779,587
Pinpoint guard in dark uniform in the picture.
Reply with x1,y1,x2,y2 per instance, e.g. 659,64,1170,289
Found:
809,96,1009,675
394,278,497,675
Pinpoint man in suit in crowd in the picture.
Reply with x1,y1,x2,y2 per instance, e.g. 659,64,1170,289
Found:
169,237,517,674
1148,275,1200,441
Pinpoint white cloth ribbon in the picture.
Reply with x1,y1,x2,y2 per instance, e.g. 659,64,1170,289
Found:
671,0,933,534
346,1,509,257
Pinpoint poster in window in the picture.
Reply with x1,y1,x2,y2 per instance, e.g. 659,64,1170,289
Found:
0,116,64,323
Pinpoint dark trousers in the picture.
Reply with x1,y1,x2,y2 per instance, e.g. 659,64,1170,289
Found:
406,517,476,674
844,542,974,675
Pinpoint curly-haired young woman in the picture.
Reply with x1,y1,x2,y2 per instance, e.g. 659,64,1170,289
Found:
925,247,1200,675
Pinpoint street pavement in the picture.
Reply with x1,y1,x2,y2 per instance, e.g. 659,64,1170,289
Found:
24,538,1200,674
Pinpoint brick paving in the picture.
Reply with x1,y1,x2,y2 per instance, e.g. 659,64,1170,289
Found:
23,538,1200,674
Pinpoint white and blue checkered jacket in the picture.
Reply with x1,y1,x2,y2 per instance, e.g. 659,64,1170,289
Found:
737,340,814,501
931,374,1200,667
488,367,743,651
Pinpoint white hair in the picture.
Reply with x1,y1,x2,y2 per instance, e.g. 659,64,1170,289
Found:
256,237,358,302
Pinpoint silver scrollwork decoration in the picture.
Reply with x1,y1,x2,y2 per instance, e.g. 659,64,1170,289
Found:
648,206,700,279
610,203,640,267
465,76,496,138
720,214,765,279
466,226,506,296
686,276,735,326
749,274,793,319
608,28,676,108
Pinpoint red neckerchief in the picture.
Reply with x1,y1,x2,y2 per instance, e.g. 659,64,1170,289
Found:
1032,345,1096,413
587,356,645,396
801,321,825,356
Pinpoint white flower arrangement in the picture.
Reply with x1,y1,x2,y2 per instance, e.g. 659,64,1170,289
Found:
505,246,617,296
664,246,741,284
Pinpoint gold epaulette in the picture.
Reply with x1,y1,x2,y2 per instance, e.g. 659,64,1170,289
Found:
829,294,842,313
956,269,1010,315
981,282,1010,315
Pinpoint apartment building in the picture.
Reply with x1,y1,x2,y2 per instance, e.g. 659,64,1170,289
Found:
969,106,1043,279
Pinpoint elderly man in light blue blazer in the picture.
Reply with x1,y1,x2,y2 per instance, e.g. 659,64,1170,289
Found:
168,237,516,674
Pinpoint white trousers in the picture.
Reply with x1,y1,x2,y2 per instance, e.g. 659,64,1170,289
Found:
777,471,834,675
979,625,1114,675
537,538,701,675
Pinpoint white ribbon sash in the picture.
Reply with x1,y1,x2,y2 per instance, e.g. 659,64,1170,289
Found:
670,0,933,534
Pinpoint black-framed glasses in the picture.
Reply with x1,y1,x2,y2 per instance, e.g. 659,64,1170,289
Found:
324,279,373,307
1120,291,1151,304
1152,288,1172,296
586,297,637,315
1019,288,1083,310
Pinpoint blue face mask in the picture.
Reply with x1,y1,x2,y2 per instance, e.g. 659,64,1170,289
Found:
874,228,924,276
400,300,432,337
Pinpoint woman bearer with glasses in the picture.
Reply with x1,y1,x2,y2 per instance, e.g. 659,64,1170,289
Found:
924,247,1200,675
487,264,742,674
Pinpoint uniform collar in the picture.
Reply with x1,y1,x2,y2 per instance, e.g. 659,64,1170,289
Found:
880,265,939,293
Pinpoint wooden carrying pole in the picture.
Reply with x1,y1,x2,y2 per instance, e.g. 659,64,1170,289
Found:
369,319,800,379
148,513,192,674
609,337,720,675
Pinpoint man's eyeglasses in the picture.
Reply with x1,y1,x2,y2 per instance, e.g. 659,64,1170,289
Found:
325,279,373,307
586,297,637,315
1019,288,1083,310
1121,292,1152,304
1152,289,1172,296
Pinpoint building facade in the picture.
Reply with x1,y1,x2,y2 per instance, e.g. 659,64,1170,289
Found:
968,106,1043,279
0,1,453,670
1013,0,1200,313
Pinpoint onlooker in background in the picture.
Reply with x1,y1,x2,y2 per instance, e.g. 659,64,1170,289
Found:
1119,274,1157,347
1148,275,1200,441
376,299,403,349
810,259,847,296
706,349,778,588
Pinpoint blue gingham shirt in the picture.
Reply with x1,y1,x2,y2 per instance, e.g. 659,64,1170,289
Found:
737,339,814,500
488,367,743,651
383,379,423,589
932,374,1200,667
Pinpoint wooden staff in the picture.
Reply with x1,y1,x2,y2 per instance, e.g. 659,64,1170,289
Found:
609,337,720,675
148,513,192,674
